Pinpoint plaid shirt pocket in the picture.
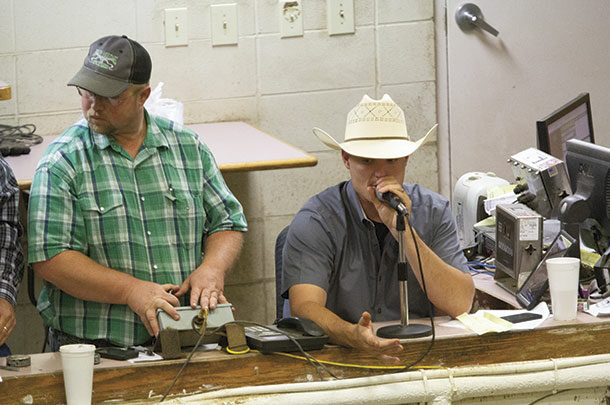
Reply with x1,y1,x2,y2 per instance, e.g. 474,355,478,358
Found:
173,191,204,249
78,192,129,247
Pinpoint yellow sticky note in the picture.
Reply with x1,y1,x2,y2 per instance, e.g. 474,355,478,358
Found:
487,185,516,199
456,312,513,335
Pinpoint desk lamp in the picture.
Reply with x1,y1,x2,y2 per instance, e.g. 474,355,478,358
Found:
377,209,432,339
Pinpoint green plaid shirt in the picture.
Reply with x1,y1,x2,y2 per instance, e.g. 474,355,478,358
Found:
28,112,247,346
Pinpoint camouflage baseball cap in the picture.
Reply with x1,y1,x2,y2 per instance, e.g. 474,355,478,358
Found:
68,35,151,98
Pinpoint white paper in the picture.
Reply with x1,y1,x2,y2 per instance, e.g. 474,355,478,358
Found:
585,297,610,317
128,351,163,363
441,302,550,331
127,343,219,363
484,193,517,215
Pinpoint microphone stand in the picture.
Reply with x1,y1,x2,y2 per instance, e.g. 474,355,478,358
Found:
377,212,432,339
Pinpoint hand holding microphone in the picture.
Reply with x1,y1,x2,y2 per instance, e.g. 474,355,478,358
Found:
375,189,409,217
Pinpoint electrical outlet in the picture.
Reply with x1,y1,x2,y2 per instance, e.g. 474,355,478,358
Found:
279,1,303,38
164,8,188,47
327,0,354,36
211,3,238,46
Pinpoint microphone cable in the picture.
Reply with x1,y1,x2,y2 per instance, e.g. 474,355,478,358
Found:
400,211,436,371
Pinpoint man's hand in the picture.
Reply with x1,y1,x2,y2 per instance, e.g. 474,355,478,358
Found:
368,177,412,232
0,299,16,346
349,312,403,363
174,264,227,310
124,281,180,337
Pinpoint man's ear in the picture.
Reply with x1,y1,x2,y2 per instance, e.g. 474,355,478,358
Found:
138,85,152,106
341,150,350,169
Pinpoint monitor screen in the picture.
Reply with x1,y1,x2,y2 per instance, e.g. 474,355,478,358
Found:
564,139,610,246
536,93,594,162
564,139,610,293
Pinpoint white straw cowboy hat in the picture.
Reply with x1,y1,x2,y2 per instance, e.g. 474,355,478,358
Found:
312,94,437,159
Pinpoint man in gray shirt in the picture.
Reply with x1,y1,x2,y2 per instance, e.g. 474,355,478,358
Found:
282,95,474,360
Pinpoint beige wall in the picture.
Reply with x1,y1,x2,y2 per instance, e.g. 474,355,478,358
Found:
1,0,439,354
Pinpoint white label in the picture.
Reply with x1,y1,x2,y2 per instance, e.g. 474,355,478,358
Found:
519,218,539,240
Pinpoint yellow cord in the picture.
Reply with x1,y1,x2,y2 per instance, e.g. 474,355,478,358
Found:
197,308,208,335
268,350,444,370
226,346,251,355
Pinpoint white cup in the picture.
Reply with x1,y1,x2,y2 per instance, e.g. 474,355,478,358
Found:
546,257,580,321
60,344,96,405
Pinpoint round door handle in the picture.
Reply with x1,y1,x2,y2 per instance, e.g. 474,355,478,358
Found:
456,3,499,37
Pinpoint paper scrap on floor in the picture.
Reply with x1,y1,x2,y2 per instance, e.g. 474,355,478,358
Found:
441,302,549,334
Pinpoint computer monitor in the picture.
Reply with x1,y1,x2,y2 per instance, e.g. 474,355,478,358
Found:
536,93,594,162
560,139,610,292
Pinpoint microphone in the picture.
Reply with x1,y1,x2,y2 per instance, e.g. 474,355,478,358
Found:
375,189,409,217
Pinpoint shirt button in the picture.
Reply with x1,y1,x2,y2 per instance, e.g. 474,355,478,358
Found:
153,264,158,270
147,230,151,236
100,207,105,211
378,276,382,282
141,196,145,201
377,308,382,314
169,187,173,192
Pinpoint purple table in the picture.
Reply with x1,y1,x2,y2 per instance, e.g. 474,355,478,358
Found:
7,121,317,190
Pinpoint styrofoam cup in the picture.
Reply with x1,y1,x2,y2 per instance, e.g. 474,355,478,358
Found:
546,257,580,321
60,344,96,405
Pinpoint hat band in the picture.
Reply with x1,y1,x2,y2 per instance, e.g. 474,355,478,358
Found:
344,136,409,142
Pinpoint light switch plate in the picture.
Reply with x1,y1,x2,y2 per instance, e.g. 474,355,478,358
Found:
211,3,238,46
164,8,188,47
327,0,354,36
279,1,303,38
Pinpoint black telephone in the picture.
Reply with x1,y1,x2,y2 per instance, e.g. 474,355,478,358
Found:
96,347,139,361
244,317,328,354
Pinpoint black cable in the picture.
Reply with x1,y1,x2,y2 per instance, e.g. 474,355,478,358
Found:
159,314,209,402
528,389,570,405
207,320,337,379
159,317,337,402
400,212,436,371
0,123,43,156
0,123,42,144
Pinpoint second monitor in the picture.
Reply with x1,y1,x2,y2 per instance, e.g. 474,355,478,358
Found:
536,92,594,162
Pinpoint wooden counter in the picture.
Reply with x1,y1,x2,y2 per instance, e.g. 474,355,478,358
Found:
1,314,608,404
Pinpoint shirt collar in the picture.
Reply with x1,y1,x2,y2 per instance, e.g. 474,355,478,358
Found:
345,181,372,227
142,109,170,150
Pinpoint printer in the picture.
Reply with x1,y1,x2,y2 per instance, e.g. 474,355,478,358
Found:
453,171,509,250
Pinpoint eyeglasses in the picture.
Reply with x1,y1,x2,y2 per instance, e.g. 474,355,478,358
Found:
77,87,125,107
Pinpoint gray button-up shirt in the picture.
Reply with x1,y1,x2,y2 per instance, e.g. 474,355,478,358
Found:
282,181,468,323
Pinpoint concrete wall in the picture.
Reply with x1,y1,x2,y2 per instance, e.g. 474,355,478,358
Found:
1,0,439,354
